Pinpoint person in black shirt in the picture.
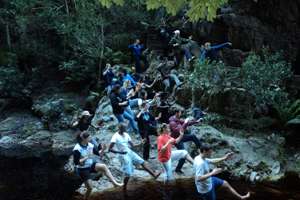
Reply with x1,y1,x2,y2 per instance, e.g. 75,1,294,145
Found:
135,102,161,160
70,111,104,150
157,18,172,57
157,92,177,123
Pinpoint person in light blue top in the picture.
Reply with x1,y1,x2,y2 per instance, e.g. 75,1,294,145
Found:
200,42,232,63
194,143,250,200
128,39,148,73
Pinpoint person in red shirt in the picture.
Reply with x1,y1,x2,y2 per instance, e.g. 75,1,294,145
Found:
157,123,194,186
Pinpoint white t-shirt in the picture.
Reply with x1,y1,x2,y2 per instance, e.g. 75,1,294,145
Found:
194,155,212,193
111,132,132,153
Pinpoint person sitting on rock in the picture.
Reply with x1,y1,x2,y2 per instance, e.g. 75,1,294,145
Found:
200,42,232,63
157,18,172,57
169,109,203,175
135,75,157,98
109,122,161,191
157,92,177,124
157,123,194,187
70,111,104,150
135,102,161,160
110,84,139,135
122,68,137,85
128,39,148,73
73,131,122,200
169,30,195,68
156,57,184,92
130,67,141,82
194,143,250,200
138,90,159,110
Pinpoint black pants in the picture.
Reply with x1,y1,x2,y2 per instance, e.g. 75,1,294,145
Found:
174,48,192,68
139,125,157,160
134,55,148,73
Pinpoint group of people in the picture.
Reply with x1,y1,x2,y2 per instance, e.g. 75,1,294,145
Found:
71,18,250,200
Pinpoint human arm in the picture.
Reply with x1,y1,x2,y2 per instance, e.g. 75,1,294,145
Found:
73,150,92,165
200,51,206,61
169,96,178,106
157,101,169,109
211,152,234,164
128,138,146,148
155,113,162,121
70,114,79,128
102,65,111,76
108,142,127,154
128,44,134,49
144,77,158,88
90,123,100,130
175,128,184,143
214,42,231,51
196,167,222,182
159,137,175,153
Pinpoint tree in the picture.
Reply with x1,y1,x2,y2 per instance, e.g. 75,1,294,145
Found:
99,0,232,22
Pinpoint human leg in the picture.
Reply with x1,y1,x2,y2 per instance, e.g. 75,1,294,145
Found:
123,106,134,132
134,55,141,73
140,54,148,67
123,111,139,134
169,74,182,85
83,179,93,200
174,141,186,172
162,39,169,57
182,133,202,148
94,163,122,187
139,130,150,160
141,161,161,179
160,158,172,186
118,153,134,190
114,114,124,123
89,136,99,148
129,98,139,107
180,48,193,60
174,52,181,67
220,179,250,199
163,78,170,92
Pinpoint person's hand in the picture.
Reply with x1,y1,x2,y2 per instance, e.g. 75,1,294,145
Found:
107,64,111,69
102,143,107,151
73,114,78,120
141,107,147,113
168,138,175,144
225,152,234,160
100,122,105,127
119,151,127,155
179,128,184,136
158,113,162,118
175,96,178,101
197,118,203,123
228,42,232,46
189,35,193,40
154,77,158,82
95,126,100,130
175,43,179,46
141,138,147,145
87,151,92,158
123,101,128,105
211,168,222,175
185,117,189,123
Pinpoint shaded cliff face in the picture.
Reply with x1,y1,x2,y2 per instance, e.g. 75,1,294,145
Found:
182,0,300,72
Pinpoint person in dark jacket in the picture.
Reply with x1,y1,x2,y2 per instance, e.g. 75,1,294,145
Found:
72,131,122,200
135,102,161,160
157,92,177,123
128,39,148,73
102,63,115,94
110,84,139,135
169,30,195,68
157,18,172,57
169,109,203,175
200,42,232,63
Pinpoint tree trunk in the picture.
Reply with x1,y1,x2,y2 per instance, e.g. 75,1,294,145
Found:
6,20,11,48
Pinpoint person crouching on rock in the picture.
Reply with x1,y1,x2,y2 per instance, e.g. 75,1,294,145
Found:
109,122,161,191
72,131,122,200
157,123,194,187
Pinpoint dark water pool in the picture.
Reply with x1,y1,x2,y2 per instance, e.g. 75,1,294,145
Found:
0,155,299,200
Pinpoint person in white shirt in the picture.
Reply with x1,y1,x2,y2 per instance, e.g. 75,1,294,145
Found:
108,122,161,190
194,143,250,200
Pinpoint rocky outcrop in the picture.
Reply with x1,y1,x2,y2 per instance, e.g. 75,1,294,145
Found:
180,0,300,73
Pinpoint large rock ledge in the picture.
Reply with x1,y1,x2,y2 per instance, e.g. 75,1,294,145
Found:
1,97,299,195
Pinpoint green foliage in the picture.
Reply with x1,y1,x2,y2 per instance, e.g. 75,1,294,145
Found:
273,99,300,126
104,47,131,66
100,0,232,22
235,48,293,107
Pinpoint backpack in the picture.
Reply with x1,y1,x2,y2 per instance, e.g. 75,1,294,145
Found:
193,107,204,120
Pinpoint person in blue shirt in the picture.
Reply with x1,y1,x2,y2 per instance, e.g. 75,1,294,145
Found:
102,63,115,94
200,42,232,63
128,39,149,73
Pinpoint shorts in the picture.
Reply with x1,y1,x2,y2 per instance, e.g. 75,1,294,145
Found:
77,162,97,182
201,177,224,200
118,151,144,177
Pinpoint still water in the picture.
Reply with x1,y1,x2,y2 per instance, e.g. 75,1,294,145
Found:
0,155,299,200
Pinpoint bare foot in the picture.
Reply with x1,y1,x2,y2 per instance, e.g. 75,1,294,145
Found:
114,182,123,188
241,192,250,199
154,171,162,180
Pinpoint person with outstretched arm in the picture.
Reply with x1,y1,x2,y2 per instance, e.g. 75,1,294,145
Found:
200,42,232,63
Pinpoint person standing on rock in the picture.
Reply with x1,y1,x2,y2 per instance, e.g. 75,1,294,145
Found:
194,143,250,200
135,102,161,160
108,122,161,191
156,57,184,93
70,111,104,150
169,109,203,175
169,30,195,68
110,84,139,135
157,123,194,187
157,18,172,57
102,63,115,94
128,39,149,73
73,131,123,200
200,42,232,63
